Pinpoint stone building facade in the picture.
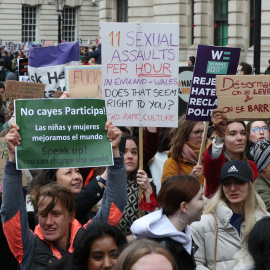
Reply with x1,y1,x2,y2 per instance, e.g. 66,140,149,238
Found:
0,0,99,47
100,0,270,72
1,0,270,71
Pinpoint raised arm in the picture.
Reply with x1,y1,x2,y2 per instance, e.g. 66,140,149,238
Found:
1,123,35,269
89,121,127,226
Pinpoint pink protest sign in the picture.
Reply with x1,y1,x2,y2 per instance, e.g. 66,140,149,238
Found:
65,66,102,98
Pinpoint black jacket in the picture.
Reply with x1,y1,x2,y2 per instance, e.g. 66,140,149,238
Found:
27,228,84,270
88,44,101,64
155,237,198,270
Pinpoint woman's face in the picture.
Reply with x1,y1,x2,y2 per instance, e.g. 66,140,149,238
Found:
56,168,83,195
187,122,204,146
124,139,138,176
185,186,206,223
224,122,247,158
88,235,119,270
222,177,249,213
249,121,270,143
130,254,173,270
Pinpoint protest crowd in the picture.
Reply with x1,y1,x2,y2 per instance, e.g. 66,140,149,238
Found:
1,34,270,270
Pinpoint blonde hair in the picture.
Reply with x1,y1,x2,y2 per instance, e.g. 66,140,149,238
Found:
115,238,177,270
204,182,267,242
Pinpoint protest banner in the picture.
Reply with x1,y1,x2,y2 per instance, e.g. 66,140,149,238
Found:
0,137,28,192
216,75,270,120
178,66,193,116
19,76,29,82
24,42,32,51
18,58,29,76
44,41,54,46
186,45,241,121
15,98,113,169
77,38,83,46
65,65,102,98
0,137,9,192
101,22,179,127
5,81,45,102
28,42,80,98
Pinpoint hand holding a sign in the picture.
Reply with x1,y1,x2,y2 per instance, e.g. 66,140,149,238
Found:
190,164,203,178
5,123,21,162
105,120,122,158
136,169,152,196
212,108,228,139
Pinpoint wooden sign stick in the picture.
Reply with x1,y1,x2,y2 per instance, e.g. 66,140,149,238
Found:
197,122,209,165
138,126,143,218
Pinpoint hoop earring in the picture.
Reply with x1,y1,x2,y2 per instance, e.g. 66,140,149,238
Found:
179,211,190,224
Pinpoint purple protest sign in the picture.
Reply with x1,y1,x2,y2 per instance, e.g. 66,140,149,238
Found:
186,45,240,121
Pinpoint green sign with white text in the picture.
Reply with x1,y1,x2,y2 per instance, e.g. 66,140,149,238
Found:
15,98,113,169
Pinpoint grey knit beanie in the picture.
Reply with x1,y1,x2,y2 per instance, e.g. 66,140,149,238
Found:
6,72,17,81
250,138,270,172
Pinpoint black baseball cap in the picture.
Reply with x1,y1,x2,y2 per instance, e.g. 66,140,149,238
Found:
220,160,253,183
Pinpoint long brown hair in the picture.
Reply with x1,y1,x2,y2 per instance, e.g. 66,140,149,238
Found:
169,114,200,160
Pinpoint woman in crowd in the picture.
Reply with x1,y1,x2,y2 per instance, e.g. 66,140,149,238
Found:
203,108,258,198
251,138,270,212
207,126,216,142
1,121,127,270
131,174,205,270
115,238,178,270
119,134,158,235
53,222,127,270
246,120,270,160
191,160,267,270
32,165,108,225
161,114,205,186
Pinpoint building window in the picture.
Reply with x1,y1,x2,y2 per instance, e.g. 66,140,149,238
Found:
250,0,255,47
117,0,128,22
214,0,228,46
62,7,77,42
22,5,37,43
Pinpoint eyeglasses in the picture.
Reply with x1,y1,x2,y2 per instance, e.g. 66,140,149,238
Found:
252,126,269,134
191,130,204,137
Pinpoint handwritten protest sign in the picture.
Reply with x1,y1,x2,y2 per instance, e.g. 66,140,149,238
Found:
101,22,179,127
216,75,270,120
54,91,64,98
0,137,8,192
0,137,28,192
18,58,28,76
65,66,102,98
15,99,113,169
5,81,45,102
186,45,241,121
44,41,54,46
178,66,193,116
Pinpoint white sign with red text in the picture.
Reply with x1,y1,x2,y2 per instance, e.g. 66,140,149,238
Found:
101,22,179,127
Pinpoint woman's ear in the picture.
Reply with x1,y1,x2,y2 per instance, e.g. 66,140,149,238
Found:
180,201,187,212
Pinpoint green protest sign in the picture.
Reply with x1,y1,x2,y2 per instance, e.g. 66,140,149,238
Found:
15,98,113,169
